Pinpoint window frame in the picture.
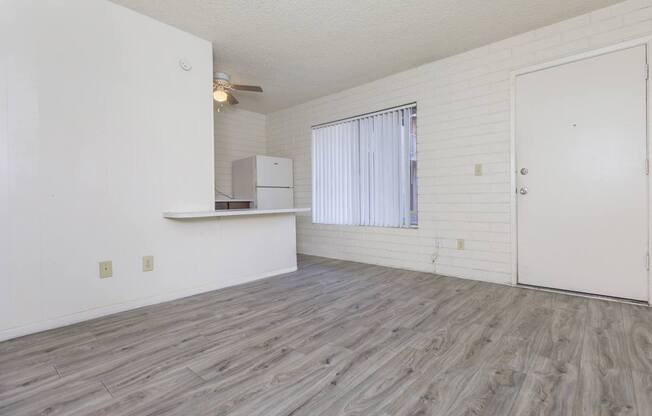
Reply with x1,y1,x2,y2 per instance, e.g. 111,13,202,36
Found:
311,103,418,229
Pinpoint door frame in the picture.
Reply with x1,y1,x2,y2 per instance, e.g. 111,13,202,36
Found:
510,36,652,305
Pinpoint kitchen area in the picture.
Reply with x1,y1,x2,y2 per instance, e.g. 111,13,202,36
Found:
216,155,295,211
164,154,308,219
159,97,308,285
160,152,307,294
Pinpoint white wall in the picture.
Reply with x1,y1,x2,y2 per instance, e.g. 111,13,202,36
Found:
267,0,652,284
214,108,266,197
0,0,296,341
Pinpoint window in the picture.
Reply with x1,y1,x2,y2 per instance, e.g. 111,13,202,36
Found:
312,104,417,228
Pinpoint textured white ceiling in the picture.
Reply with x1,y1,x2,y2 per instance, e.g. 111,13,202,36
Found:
111,0,621,114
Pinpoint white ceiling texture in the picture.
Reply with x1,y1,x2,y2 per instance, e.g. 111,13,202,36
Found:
111,0,622,113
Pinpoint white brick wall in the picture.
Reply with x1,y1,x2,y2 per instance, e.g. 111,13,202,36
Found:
214,108,266,197
265,0,652,284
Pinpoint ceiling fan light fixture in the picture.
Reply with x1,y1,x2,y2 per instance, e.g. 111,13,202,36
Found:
213,88,228,103
212,72,262,106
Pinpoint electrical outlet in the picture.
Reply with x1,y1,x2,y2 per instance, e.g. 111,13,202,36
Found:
474,164,483,176
456,239,465,250
99,260,112,279
142,256,154,272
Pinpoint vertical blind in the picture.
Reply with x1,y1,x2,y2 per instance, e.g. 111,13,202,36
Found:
312,104,416,228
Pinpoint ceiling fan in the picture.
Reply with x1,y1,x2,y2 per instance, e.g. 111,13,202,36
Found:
213,72,263,106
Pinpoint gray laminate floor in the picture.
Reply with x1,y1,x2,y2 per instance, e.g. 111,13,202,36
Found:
1,255,652,415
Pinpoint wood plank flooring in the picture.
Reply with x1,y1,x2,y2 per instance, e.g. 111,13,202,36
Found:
1,255,651,415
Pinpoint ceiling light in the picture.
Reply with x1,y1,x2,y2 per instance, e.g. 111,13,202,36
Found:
213,88,228,102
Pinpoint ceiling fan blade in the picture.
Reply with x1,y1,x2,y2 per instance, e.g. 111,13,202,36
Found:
231,84,263,92
227,92,239,105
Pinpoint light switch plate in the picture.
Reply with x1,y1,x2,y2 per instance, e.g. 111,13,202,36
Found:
99,260,112,279
142,256,154,272
474,164,483,176
456,239,465,250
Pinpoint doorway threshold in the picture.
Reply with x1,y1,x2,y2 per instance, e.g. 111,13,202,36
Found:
516,283,649,307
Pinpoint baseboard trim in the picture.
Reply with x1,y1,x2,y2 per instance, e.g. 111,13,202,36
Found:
0,266,297,342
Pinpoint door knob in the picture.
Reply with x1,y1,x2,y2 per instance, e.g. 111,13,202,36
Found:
519,187,528,195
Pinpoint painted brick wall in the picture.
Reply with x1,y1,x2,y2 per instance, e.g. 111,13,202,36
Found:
214,107,266,198
266,0,652,284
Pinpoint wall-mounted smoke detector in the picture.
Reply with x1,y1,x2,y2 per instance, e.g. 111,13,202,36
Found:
179,59,192,71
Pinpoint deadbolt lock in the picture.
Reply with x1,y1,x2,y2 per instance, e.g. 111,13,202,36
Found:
520,168,528,175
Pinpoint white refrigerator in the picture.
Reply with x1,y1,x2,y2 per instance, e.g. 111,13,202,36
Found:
232,155,294,209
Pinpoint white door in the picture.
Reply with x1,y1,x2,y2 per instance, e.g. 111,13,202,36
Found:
257,187,294,209
256,156,293,187
516,45,648,301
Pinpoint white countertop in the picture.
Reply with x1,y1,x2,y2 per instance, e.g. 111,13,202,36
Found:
163,207,310,219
